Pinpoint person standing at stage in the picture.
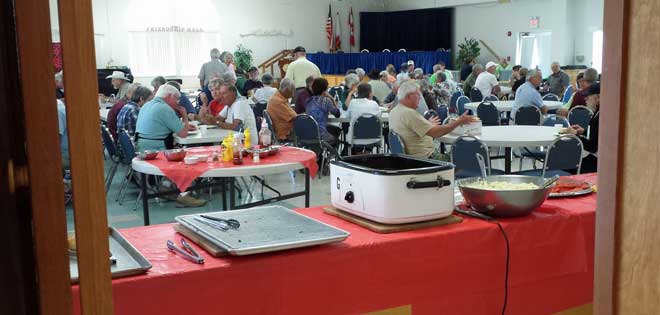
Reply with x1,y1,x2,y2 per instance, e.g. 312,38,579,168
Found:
285,46,321,104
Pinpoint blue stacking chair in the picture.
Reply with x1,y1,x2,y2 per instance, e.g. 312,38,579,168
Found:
116,130,138,205
477,101,500,126
517,135,583,177
483,95,499,102
449,91,462,110
388,130,405,154
349,114,382,155
451,135,505,179
543,115,570,127
456,95,471,115
542,93,560,102
293,114,335,178
562,85,574,104
568,106,593,131
437,105,449,122
101,125,121,193
513,106,543,126
424,109,438,120
470,88,483,102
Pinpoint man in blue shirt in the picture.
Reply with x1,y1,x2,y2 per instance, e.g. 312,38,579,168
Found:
135,85,195,151
512,69,547,119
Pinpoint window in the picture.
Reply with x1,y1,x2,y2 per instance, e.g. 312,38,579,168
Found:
592,30,603,73
128,29,220,77
126,0,220,77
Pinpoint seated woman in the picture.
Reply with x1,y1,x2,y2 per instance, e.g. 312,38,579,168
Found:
305,77,341,146
194,78,225,125
565,83,599,173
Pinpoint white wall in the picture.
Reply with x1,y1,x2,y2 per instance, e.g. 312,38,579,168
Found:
49,0,385,88
384,0,604,70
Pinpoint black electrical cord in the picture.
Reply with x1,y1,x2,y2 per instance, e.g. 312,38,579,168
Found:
454,207,510,315
493,220,510,315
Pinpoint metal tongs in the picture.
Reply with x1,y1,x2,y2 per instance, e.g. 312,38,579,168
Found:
199,215,240,230
167,239,204,264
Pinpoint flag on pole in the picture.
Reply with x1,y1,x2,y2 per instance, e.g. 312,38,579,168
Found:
334,11,342,51
349,6,355,48
326,4,334,51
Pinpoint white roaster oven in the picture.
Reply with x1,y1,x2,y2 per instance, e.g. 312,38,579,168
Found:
330,154,455,224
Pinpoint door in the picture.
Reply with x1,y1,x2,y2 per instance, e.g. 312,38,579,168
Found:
516,31,552,77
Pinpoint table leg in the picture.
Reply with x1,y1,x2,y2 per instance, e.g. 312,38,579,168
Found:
221,177,227,211
305,168,310,207
140,173,150,226
229,177,235,209
505,147,512,174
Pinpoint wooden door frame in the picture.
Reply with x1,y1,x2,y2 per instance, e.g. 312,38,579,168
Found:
14,0,114,313
594,0,628,314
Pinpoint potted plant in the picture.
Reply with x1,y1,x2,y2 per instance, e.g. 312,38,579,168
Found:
456,37,480,68
234,44,254,73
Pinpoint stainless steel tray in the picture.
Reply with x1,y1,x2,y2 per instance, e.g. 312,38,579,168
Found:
176,205,350,256
549,187,594,198
69,227,152,284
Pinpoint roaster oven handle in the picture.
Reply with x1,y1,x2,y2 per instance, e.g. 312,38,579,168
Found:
406,177,452,189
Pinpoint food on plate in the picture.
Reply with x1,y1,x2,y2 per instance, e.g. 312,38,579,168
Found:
550,178,592,194
463,181,539,190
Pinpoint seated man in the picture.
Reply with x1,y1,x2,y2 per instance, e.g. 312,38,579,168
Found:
345,83,381,144
117,85,153,137
216,84,258,133
474,61,501,98
107,83,140,140
368,70,392,105
135,84,195,151
241,66,264,96
196,78,225,124
512,69,548,119
134,85,204,208
389,81,478,159
266,78,297,141
166,81,195,114
55,71,65,99
253,74,277,104
463,64,483,96
151,76,167,95
106,70,131,100
429,61,453,85
565,82,600,173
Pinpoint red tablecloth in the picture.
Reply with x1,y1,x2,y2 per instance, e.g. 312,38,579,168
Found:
145,146,318,191
73,174,597,315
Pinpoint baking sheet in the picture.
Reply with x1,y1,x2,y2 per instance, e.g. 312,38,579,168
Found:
548,187,594,198
176,206,350,255
69,227,152,283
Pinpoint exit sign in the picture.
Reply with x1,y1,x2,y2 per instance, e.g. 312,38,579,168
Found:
529,16,540,29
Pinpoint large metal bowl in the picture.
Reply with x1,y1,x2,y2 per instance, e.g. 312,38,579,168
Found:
457,175,553,217
163,149,187,162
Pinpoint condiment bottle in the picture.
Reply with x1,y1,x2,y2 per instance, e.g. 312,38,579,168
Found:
244,128,251,148
259,119,271,148
232,137,243,165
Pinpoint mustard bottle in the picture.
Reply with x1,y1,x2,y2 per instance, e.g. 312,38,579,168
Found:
244,128,251,149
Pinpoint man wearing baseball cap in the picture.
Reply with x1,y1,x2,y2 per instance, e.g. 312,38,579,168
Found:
106,70,131,100
285,46,322,103
566,82,600,173
473,61,501,98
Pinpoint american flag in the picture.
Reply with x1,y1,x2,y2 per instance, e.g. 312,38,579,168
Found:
326,4,334,51
349,6,355,48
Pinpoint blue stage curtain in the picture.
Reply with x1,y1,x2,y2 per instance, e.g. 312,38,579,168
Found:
307,51,451,75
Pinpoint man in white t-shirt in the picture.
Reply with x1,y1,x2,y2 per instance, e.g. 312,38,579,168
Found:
474,61,501,98
217,84,257,133
346,83,382,143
